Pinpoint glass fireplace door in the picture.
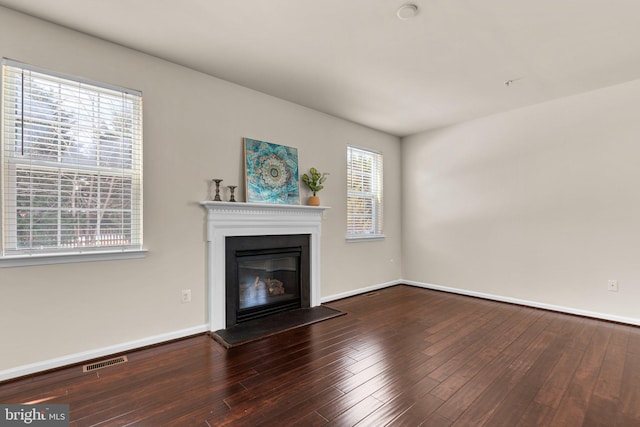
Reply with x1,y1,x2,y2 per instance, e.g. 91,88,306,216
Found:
238,253,300,311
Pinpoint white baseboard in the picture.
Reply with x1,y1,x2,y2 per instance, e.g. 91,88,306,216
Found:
5,279,639,382
404,280,640,327
320,279,403,303
0,324,209,382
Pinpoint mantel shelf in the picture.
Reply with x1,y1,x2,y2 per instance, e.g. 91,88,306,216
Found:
200,201,330,213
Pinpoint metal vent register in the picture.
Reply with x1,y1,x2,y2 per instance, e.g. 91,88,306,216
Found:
83,356,128,373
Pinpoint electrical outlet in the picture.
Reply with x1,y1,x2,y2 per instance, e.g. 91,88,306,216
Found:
607,280,618,292
181,289,192,303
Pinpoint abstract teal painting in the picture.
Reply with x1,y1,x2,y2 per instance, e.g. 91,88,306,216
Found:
243,138,300,204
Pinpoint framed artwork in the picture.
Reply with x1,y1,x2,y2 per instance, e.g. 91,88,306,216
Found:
243,138,300,204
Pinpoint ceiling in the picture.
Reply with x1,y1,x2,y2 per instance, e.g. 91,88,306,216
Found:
2,0,640,137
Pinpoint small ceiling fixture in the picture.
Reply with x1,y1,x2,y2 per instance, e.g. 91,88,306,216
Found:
504,78,523,87
397,4,419,20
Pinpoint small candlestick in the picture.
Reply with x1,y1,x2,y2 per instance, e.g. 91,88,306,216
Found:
211,179,223,201
228,185,237,202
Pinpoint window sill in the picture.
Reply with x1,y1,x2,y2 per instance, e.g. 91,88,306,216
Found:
0,249,148,268
345,234,386,242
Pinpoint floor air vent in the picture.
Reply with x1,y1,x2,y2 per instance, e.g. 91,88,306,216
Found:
83,356,128,373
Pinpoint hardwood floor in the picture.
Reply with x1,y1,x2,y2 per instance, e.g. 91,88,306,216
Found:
2,285,639,426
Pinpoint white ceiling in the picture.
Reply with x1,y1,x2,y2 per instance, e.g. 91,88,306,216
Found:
2,0,640,137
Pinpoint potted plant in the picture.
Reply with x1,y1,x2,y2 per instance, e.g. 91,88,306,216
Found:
301,167,329,206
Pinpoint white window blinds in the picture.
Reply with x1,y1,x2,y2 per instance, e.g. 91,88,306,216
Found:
347,145,383,239
1,59,143,256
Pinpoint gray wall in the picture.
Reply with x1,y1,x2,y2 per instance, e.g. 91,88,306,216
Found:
0,7,402,374
402,79,640,323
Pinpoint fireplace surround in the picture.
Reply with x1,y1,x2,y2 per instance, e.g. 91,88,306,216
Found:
201,201,328,331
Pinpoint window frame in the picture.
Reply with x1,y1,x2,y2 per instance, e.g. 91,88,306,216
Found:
346,145,384,241
0,59,146,267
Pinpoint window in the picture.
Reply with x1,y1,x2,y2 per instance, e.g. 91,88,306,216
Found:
347,145,383,239
1,59,143,265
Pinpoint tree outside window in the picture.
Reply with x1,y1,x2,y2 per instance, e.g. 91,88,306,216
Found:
1,60,142,256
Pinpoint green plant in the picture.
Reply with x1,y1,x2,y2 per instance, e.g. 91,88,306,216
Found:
301,167,329,196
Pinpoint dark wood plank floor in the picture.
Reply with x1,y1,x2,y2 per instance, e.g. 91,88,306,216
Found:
2,285,640,426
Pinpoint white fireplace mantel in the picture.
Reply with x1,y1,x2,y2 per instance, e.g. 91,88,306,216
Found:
201,201,329,331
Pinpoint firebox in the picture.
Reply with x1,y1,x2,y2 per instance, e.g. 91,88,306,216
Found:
225,234,310,326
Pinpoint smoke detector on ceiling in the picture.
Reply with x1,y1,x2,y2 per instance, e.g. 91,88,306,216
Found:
397,4,419,20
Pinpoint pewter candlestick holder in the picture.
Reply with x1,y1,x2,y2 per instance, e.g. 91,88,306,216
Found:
211,179,223,201
228,185,237,202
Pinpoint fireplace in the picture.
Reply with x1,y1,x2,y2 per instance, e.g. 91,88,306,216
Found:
200,201,328,332
225,234,310,326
